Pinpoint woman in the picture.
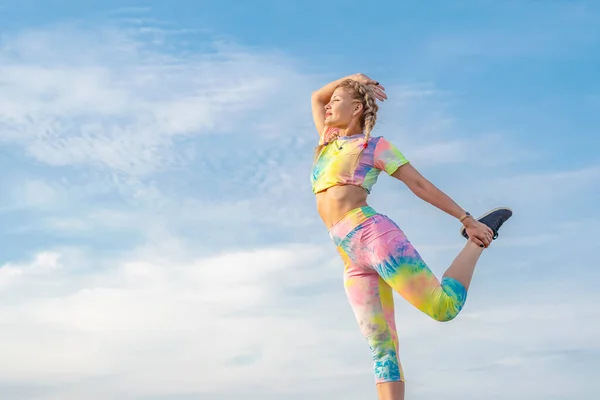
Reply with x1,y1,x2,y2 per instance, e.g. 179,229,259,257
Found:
310,73,512,400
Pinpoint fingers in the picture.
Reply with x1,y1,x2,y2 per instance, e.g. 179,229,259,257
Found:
471,232,491,248
485,227,494,244
369,85,387,101
354,74,387,102
355,73,386,89
367,79,385,91
480,232,492,248
470,237,486,248
373,91,387,101
482,236,491,248
477,223,495,247
466,223,495,249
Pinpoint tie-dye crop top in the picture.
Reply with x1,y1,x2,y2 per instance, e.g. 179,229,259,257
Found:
310,128,410,194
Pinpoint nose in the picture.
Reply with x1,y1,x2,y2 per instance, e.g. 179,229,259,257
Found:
325,103,331,110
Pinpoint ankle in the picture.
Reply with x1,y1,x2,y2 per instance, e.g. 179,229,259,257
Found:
467,239,486,251
376,381,405,400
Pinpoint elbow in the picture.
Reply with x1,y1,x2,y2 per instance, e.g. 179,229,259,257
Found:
311,91,326,104
311,93,320,105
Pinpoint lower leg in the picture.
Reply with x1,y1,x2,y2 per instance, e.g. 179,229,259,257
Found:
369,242,482,400
372,239,480,399
442,239,485,291
369,243,482,400
344,273,405,399
377,382,405,400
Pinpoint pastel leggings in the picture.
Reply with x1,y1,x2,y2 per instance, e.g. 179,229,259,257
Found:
329,206,468,383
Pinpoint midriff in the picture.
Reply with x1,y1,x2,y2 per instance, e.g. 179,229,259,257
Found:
315,185,369,229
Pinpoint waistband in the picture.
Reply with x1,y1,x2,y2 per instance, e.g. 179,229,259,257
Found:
328,205,378,246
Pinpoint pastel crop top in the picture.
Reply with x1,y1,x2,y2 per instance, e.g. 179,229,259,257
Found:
310,128,409,194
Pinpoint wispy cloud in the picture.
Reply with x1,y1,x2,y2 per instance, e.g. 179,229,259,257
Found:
1,237,596,400
0,7,598,400
0,245,358,393
0,20,497,249
0,22,313,177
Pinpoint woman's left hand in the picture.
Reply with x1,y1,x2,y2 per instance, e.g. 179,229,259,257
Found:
463,218,494,248
351,73,387,102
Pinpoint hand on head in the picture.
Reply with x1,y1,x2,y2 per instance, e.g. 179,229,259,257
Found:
351,73,387,102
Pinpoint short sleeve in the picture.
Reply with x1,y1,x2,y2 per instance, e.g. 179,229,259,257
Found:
373,136,409,175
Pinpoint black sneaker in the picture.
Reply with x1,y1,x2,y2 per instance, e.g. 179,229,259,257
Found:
460,207,513,240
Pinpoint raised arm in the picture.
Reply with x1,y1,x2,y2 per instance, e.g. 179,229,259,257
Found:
392,163,494,247
392,164,467,219
311,73,386,136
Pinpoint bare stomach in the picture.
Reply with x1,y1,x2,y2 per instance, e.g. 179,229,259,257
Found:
315,185,369,229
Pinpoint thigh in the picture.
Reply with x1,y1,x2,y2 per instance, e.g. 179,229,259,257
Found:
363,216,465,321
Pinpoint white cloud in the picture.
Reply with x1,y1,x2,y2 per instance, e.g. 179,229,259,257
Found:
405,133,538,168
0,22,314,176
452,164,600,217
0,252,60,287
0,14,598,400
398,285,600,399
0,239,598,400
5,179,62,211
0,245,359,394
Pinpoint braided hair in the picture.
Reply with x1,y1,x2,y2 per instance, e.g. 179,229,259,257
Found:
337,79,379,144
314,79,379,160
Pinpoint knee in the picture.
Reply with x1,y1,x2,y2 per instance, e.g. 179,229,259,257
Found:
429,296,466,322
430,294,466,322
433,308,461,322
430,277,467,322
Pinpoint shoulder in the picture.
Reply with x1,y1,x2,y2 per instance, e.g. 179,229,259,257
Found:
371,135,407,149
319,126,340,144
369,135,395,148
370,135,409,168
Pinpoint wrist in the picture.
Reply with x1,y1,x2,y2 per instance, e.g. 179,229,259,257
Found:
314,75,356,102
459,212,475,226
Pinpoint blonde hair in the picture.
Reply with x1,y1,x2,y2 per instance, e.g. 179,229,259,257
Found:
314,79,379,160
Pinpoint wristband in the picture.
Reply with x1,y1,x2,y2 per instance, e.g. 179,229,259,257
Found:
459,212,472,223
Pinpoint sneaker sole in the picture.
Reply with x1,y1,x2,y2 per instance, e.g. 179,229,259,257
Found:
459,207,513,238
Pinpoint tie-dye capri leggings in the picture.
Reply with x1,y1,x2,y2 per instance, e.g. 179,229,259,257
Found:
329,206,468,383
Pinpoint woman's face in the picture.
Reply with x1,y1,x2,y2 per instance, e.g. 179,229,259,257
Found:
324,87,362,129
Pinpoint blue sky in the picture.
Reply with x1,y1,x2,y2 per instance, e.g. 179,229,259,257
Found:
0,1,598,399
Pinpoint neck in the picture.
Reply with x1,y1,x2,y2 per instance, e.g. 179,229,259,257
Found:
338,126,363,137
